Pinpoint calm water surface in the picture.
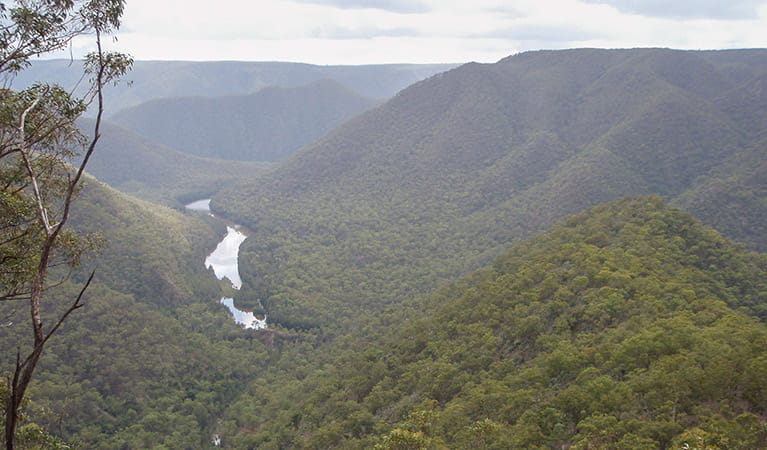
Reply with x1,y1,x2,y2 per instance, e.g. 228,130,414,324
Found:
186,199,266,329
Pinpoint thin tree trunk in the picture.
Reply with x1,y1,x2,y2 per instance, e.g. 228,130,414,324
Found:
3,26,109,448
5,236,51,450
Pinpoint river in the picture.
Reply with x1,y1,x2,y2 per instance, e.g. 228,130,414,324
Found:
186,199,267,330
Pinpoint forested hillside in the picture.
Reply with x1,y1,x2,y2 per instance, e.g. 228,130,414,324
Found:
2,52,454,449
109,80,379,161
68,176,222,306
214,48,767,330
219,197,767,448
0,177,272,448
4,48,767,449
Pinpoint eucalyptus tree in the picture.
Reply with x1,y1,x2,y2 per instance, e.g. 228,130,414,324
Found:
0,1,131,447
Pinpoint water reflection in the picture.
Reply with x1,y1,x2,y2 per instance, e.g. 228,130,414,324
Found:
205,226,246,289
221,298,267,329
186,199,267,329
185,198,212,213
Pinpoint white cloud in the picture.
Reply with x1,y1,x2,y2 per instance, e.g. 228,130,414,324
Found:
291,0,431,14
309,25,421,40
48,0,767,64
582,0,765,20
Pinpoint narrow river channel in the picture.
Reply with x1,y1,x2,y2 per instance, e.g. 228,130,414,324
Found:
186,199,267,329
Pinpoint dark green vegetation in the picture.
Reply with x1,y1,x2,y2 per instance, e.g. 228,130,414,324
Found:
81,120,273,207
1,281,268,449
215,48,767,330
219,197,767,448
17,60,457,115
110,80,379,161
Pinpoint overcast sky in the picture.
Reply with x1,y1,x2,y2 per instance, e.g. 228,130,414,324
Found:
67,0,767,65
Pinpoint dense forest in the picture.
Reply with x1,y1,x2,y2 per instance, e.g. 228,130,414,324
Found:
215,48,767,330
2,47,767,449
219,197,767,448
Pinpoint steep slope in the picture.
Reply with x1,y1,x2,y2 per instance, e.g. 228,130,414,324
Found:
2,281,268,449
214,48,767,330
67,176,223,307
669,72,767,251
82,119,272,206
221,197,767,449
110,79,379,161
0,176,270,447
16,60,457,115
698,49,767,86
8,48,766,448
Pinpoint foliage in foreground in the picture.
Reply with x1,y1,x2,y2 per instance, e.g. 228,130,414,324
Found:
0,173,269,447
1,280,271,449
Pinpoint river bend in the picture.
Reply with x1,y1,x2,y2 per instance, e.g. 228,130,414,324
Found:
186,199,266,329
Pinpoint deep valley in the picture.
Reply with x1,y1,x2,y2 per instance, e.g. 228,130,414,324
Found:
2,47,767,449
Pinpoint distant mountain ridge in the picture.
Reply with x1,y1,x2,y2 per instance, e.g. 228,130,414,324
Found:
14,59,457,115
213,48,767,329
109,79,380,161
76,119,272,206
